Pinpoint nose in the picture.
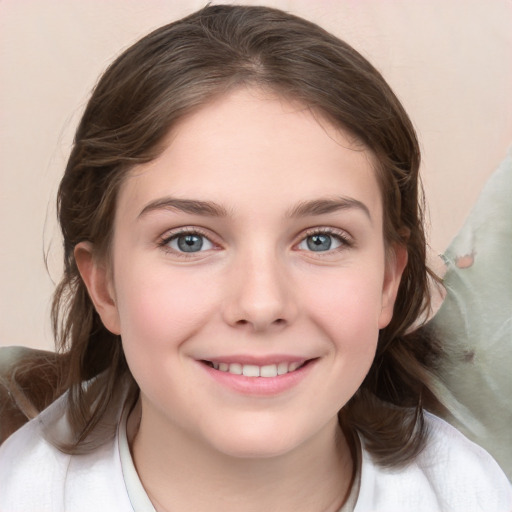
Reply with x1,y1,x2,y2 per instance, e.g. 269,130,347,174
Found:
222,248,297,332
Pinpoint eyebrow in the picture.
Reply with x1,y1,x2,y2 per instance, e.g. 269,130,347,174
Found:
138,195,371,221
287,197,372,220
138,197,229,218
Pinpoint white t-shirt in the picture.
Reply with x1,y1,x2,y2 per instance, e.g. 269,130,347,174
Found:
0,394,510,512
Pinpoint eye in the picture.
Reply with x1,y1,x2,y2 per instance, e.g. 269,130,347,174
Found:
164,231,214,253
297,230,350,252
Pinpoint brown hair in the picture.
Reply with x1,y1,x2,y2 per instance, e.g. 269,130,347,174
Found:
3,5,443,465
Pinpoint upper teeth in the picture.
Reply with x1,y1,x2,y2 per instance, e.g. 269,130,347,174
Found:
211,362,302,377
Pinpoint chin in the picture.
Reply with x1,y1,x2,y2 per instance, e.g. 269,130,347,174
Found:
212,435,301,460
202,415,326,460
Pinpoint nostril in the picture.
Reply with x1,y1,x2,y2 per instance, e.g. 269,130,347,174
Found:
233,317,285,330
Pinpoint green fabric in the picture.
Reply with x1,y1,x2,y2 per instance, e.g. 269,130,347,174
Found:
431,146,512,479
0,346,35,377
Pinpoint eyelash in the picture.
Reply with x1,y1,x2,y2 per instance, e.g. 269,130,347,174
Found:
158,227,217,259
297,227,354,254
157,226,353,258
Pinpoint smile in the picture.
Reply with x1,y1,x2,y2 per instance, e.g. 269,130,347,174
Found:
199,357,317,395
202,361,307,377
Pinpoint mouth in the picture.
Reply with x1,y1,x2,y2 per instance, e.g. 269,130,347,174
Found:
200,359,313,378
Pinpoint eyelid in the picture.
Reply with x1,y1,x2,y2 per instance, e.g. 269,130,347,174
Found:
158,226,220,257
295,226,354,253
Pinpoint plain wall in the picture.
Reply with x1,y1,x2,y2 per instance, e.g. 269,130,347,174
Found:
1,0,511,350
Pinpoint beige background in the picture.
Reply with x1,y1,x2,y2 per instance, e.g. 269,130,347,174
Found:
1,0,511,350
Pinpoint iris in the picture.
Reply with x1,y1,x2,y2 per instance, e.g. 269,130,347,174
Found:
177,234,204,252
307,234,332,251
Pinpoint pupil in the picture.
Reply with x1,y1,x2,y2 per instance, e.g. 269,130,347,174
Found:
178,234,203,252
307,234,331,251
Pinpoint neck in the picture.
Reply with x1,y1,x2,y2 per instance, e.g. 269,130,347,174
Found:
130,402,354,512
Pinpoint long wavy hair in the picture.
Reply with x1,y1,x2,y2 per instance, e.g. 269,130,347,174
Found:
3,4,442,465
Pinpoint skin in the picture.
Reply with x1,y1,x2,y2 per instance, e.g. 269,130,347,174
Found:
76,88,406,511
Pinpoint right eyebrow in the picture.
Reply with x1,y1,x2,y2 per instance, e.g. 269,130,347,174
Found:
287,196,372,221
138,197,229,218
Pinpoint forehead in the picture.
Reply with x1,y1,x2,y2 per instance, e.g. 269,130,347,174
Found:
117,88,382,221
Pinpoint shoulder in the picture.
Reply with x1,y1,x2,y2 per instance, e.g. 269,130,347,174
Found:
0,395,71,511
0,393,133,512
419,413,511,497
355,413,512,511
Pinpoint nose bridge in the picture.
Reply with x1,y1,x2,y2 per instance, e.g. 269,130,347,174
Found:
224,240,295,331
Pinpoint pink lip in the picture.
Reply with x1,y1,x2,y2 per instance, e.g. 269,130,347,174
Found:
197,358,316,396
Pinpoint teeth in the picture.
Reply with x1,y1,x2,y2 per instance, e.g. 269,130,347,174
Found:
209,361,304,377
229,363,243,375
242,364,260,377
260,365,278,378
277,362,289,375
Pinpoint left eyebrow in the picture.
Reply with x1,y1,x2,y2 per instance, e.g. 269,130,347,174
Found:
287,197,372,221
138,197,229,218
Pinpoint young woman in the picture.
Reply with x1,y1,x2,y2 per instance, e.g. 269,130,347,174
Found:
0,5,510,511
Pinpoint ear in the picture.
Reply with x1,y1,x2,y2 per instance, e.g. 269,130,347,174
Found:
378,244,408,329
74,242,121,335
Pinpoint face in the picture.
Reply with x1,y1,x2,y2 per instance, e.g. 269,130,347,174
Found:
79,88,405,459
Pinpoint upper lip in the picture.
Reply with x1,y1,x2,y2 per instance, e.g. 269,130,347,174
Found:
198,355,314,366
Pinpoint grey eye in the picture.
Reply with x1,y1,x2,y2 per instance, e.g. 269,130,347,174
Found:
298,233,343,252
169,234,213,253
307,234,331,251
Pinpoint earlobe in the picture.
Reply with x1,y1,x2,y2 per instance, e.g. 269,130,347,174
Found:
74,242,121,335
378,244,408,329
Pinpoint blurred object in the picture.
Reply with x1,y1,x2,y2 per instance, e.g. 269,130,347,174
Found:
430,147,512,479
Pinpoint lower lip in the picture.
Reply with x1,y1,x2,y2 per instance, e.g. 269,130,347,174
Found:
198,360,316,396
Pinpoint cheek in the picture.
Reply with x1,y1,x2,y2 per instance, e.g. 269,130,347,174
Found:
302,268,384,349
113,263,219,353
